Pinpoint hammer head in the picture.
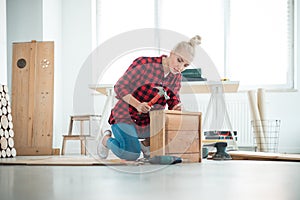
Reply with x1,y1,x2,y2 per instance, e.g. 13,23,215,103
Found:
154,86,170,100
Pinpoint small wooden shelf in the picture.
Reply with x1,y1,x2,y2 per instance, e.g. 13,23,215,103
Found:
150,110,202,163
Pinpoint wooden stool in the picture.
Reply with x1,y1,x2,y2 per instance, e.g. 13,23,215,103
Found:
61,115,101,155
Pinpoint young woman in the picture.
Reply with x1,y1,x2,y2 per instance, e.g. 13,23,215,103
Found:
98,35,201,161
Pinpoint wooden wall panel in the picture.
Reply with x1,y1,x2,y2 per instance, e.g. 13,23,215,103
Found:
12,42,32,149
33,42,54,149
12,41,54,155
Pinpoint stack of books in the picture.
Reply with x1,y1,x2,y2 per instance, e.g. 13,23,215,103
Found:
181,68,207,82
204,130,237,141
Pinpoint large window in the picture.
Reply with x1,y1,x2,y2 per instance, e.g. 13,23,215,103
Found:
96,0,294,89
228,0,294,89
96,0,155,44
159,0,225,77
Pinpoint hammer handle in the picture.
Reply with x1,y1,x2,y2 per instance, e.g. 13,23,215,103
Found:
148,94,161,107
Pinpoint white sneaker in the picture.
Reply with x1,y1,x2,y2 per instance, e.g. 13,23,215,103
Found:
97,130,112,159
140,141,150,159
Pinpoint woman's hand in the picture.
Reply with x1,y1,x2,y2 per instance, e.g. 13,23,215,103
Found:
136,102,151,113
172,103,183,111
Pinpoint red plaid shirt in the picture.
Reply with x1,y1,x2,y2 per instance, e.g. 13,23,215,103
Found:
108,55,182,135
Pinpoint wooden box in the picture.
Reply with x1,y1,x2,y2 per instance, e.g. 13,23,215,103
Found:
11,41,54,155
150,110,202,162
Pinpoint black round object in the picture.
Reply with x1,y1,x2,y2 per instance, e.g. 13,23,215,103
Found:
17,58,26,68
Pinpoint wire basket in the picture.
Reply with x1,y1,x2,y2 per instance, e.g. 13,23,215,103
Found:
251,120,281,153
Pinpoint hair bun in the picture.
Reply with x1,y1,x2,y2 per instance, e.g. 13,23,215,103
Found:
189,35,201,47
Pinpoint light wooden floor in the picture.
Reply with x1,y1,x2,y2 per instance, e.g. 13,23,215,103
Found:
1,157,300,200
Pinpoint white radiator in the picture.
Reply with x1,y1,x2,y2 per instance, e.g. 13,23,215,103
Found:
183,93,253,147
225,98,253,147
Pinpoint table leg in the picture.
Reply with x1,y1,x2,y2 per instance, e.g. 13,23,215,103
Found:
202,84,238,150
96,88,115,141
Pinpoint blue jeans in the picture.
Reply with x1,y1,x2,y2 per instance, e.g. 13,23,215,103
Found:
106,123,149,161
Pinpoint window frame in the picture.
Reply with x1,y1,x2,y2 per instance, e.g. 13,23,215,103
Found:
95,0,296,90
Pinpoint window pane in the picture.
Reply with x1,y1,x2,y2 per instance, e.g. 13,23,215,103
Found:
96,0,155,44
99,49,159,84
96,0,156,84
228,0,292,88
160,0,225,75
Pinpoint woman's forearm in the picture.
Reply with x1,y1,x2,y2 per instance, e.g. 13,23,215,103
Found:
122,94,141,108
122,94,151,113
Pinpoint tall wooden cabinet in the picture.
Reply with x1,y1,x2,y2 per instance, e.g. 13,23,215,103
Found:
11,41,54,155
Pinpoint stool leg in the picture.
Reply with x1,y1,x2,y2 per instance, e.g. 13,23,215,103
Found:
68,116,74,135
80,138,86,155
62,138,67,155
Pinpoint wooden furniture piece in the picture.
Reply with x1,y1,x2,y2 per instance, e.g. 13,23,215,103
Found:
150,110,202,163
228,151,300,162
89,81,239,95
12,41,54,155
61,115,101,155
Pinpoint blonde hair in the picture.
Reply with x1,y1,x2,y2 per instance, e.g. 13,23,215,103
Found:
173,35,201,61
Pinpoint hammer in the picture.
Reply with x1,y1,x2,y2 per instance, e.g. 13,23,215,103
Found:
148,86,170,107
138,87,170,115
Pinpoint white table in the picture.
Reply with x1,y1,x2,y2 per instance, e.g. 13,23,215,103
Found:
89,81,239,95
89,81,240,145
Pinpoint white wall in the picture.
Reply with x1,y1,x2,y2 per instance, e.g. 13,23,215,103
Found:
42,0,63,149
6,0,43,90
59,0,95,151
61,0,94,118
0,0,7,85
5,0,300,153
266,0,300,153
